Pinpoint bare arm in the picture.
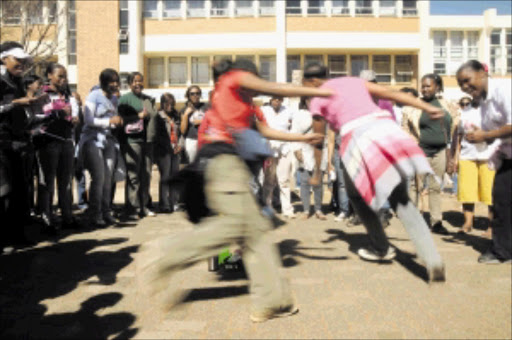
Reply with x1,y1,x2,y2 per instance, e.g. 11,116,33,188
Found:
310,116,327,186
327,129,335,172
256,120,323,144
466,125,512,143
239,72,333,98
366,82,444,119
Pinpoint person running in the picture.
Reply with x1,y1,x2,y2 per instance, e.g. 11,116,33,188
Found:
142,59,331,323
304,63,446,282
456,60,511,264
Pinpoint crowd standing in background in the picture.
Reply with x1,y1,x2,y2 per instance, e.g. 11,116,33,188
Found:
1,39,511,321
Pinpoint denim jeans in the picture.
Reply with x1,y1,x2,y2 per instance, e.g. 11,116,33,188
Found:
334,152,349,214
299,169,323,214
37,140,74,222
83,139,117,220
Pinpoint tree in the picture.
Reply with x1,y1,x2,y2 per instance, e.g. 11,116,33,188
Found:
0,0,67,74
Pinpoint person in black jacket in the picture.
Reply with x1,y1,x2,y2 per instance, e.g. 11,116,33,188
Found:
0,41,46,244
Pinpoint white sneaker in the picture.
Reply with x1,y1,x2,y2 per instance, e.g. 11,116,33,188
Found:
334,212,348,222
357,246,396,261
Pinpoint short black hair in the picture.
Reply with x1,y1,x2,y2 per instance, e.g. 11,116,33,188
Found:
303,62,328,80
456,60,486,75
421,73,444,93
99,68,119,92
127,71,143,85
399,87,419,98
0,41,24,65
23,74,42,89
212,58,259,82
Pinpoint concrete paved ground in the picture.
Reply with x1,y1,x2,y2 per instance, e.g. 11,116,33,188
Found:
1,180,510,339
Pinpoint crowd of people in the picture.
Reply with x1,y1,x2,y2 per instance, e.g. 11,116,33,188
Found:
1,40,511,322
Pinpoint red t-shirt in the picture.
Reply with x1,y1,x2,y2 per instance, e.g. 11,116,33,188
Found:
197,70,267,148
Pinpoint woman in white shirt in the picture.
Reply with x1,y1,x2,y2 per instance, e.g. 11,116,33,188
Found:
457,60,512,264
452,97,498,236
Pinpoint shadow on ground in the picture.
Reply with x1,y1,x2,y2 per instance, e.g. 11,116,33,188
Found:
0,238,139,339
323,228,430,283
279,238,348,267
443,210,491,231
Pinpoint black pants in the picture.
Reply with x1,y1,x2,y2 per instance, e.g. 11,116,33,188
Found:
491,159,512,260
121,142,153,214
37,140,74,223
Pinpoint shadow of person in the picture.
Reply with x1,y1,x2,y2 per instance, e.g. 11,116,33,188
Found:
0,238,137,338
323,228,429,283
28,293,138,339
183,285,249,304
279,238,348,268
441,232,491,255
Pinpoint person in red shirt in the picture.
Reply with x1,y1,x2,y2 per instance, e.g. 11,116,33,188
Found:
143,59,331,323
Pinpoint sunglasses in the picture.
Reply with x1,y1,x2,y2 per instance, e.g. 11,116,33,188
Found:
460,102,471,107
189,92,201,96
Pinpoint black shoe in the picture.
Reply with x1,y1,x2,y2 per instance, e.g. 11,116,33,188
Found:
61,218,82,230
431,222,450,235
91,218,107,228
41,213,59,235
103,213,117,226
159,207,173,214
478,250,511,264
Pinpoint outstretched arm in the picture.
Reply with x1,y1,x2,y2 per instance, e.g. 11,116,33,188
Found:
239,72,333,98
366,82,444,119
256,120,324,144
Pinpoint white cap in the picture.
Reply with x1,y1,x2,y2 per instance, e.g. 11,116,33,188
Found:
0,47,33,62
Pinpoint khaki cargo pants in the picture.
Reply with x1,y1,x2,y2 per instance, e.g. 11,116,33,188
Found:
157,154,293,311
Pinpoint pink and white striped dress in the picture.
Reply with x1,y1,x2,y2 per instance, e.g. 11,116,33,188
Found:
309,77,432,211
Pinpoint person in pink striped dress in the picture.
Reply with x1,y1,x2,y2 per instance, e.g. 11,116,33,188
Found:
304,63,446,283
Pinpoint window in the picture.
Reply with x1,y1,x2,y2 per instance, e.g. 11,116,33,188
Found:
433,31,447,58
143,0,158,18
372,55,391,83
48,0,58,23
120,72,130,91
235,0,253,16
395,55,413,83
305,55,324,66
163,0,181,18
355,0,373,15
331,0,349,15
287,55,301,82
434,63,446,75
68,0,77,64
286,0,301,14
169,57,187,85
307,0,326,15
507,30,511,74
187,0,206,17
402,0,417,16
211,0,229,17
490,29,502,75
379,0,396,16
119,0,129,55
328,55,347,78
192,57,209,84
148,58,165,87
236,55,255,63
350,55,368,76
28,0,45,24
450,31,463,61
260,0,275,16
467,31,479,59
259,56,276,82
214,55,232,63
1,1,22,25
